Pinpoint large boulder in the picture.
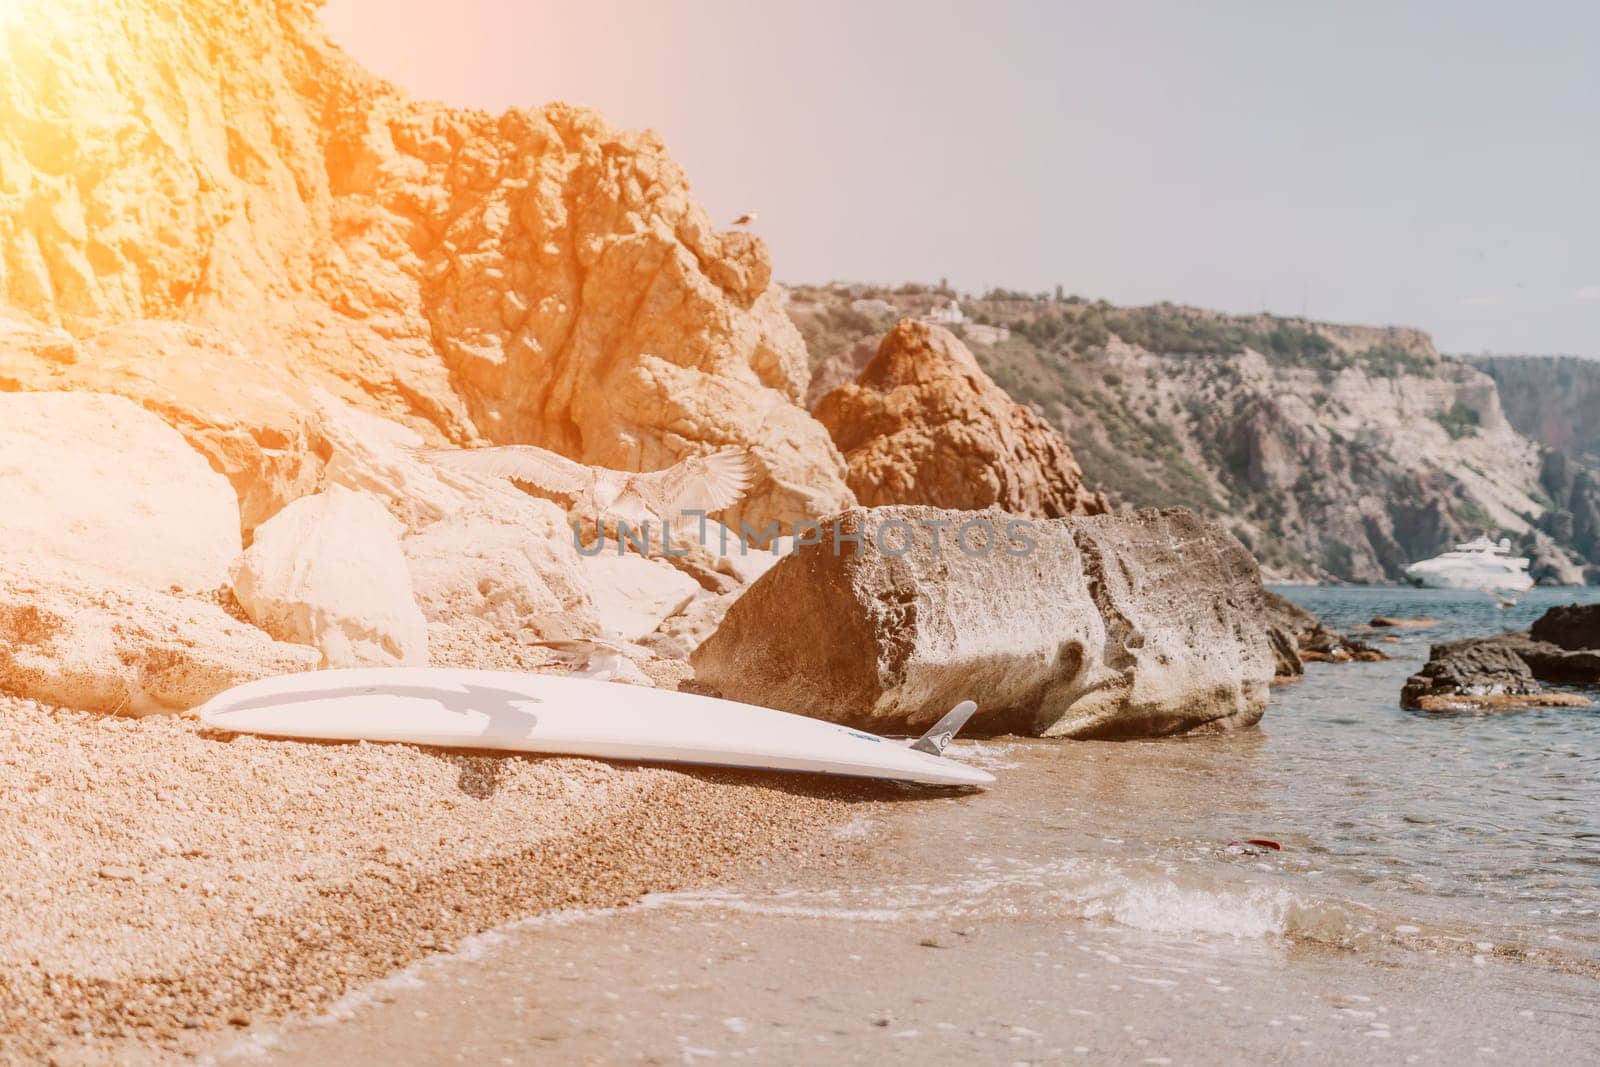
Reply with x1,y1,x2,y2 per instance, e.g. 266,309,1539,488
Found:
691,506,1274,738
0,392,241,592
1401,638,1590,711
0,559,319,715
813,321,1106,518
230,486,429,668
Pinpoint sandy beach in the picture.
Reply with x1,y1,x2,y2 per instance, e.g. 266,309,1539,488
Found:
0,695,875,1064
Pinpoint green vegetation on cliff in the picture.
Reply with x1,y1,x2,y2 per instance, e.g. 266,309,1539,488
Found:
790,284,1588,583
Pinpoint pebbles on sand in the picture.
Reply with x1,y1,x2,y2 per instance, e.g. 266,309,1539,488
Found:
0,696,859,1063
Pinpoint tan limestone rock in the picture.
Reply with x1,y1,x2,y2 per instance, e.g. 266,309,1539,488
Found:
692,506,1273,739
814,321,1105,518
0,558,318,715
0,391,241,592
230,486,429,668
0,0,850,536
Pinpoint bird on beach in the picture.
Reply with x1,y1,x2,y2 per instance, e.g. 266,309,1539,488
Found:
730,211,758,227
417,442,757,530
524,637,654,686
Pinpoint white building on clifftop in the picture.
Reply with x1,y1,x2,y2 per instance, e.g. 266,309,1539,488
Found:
923,299,965,326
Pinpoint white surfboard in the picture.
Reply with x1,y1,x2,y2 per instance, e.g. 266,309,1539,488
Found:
197,668,994,788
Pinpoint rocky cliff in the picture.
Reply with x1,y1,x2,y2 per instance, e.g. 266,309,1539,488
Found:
795,286,1589,583
813,320,1106,518
1469,356,1600,463
0,0,852,533
1468,356,1600,577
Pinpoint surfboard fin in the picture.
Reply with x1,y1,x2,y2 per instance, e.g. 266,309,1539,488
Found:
910,700,979,756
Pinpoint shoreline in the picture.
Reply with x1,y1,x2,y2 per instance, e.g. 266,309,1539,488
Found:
0,696,884,1064
7,586,1598,1063
197,726,1600,1065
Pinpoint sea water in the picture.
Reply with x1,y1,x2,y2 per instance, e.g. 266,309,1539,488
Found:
220,585,1600,1064
1235,585,1600,961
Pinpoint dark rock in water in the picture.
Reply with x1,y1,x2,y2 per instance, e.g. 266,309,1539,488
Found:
1262,591,1310,680
1445,604,1600,686
1401,638,1594,711
1262,590,1386,679
1265,624,1304,681
1495,633,1600,685
1299,625,1387,664
692,505,1274,739
1402,640,1540,705
1529,603,1600,651
1402,640,1542,710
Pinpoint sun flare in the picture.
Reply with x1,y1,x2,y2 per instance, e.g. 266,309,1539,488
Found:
0,0,45,33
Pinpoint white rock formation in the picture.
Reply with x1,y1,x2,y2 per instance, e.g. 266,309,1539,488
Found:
0,392,241,591
404,501,601,642
0,558,319,715
577,549,701,642
230,486,429,668
708,527,794,587
643,590,742,660
315,393,478,532
632,529,796,658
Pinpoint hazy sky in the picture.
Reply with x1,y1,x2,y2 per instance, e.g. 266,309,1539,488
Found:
322,0,1597,356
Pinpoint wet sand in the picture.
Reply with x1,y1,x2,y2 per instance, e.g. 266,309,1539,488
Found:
223,894,1598,1065
0,696,871,1064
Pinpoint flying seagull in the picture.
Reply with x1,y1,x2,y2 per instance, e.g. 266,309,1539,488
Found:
730,212,758,226
418,442,757,528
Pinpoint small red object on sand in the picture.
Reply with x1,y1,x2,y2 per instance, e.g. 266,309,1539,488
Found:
1245,838,1282,850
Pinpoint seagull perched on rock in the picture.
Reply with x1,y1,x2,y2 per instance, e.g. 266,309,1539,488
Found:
418,442,757,529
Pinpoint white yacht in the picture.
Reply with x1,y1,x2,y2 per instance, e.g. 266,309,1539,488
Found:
1404,536,1534,592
